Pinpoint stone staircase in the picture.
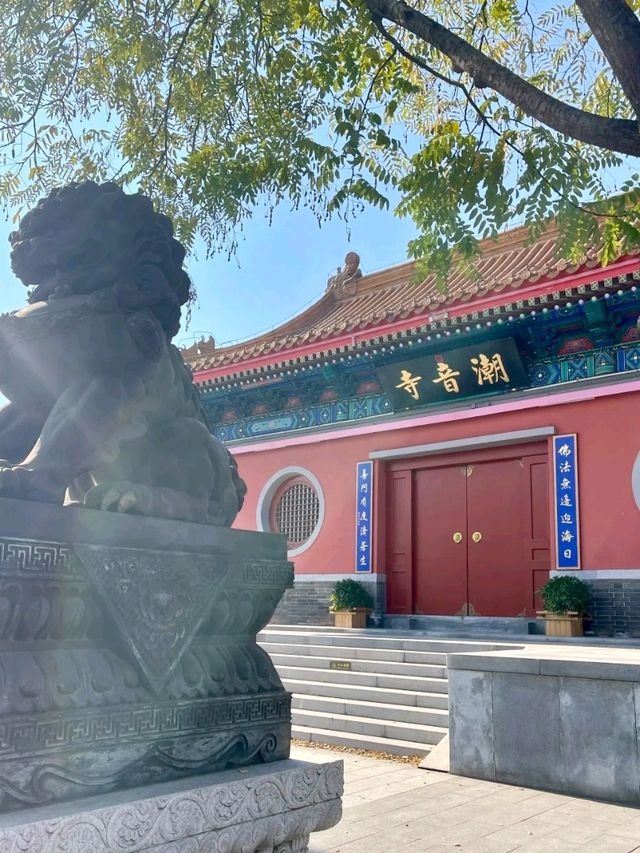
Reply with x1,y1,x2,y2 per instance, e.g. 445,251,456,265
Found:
258,625,516,758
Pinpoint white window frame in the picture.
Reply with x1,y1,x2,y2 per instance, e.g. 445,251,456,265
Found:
256,466,325,557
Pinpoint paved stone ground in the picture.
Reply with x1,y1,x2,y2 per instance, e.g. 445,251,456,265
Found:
292,745,640,853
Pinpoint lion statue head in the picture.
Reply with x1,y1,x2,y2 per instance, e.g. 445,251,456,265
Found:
9,181,191,339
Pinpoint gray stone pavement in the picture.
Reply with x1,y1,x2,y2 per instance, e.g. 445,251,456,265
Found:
292,745,640,853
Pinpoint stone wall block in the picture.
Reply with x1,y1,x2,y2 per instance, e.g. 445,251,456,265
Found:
558,676,639,801
492,672,562,790
448,669,495,780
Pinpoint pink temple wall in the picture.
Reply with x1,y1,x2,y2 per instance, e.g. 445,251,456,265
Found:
232,384,640,575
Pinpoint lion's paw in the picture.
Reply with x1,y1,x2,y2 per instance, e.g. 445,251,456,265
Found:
84,481,153,515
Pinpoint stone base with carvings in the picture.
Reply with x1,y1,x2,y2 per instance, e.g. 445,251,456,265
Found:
0,498,294,813
0,759,342,852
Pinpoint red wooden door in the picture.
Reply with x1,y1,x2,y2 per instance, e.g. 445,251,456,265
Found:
465,453,550,617
385,471,413,613
385,444,551,616
414,465,468,615
523,454,551,613
466,458,526,616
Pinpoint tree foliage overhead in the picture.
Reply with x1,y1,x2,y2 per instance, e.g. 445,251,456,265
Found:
1,0,640,279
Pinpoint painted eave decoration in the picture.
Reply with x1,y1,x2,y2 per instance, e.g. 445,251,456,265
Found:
185,221,640,442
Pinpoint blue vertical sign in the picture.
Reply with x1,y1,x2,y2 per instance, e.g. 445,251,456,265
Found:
355,461,373,572
553,435,581,570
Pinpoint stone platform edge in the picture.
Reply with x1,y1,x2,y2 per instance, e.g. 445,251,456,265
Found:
447,644,640,803
446,642,640,681
0,758,343,853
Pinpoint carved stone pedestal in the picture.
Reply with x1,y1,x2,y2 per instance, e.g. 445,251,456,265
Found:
0,758,343,852
0,497,294,813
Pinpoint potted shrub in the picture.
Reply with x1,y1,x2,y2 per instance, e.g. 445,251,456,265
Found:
330,579,373,628
537,575,590,637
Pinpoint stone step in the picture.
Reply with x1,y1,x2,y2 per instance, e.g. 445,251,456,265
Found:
264,626,463,759
293,724,430,757
281,677,448,706
382,615,540,636
270,624,352,632
405,650,452,665
259,629,514,655
292,692,449,725
268,651,447,678
259,641,447,666
292,708,447,746
270,620,537,638
263,622,360,634
277,664,447,692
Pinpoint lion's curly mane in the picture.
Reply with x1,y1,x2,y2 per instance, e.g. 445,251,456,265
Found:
9,181,192,339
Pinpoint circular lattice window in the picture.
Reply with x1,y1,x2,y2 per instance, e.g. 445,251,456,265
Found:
258,467,325,556
269,477,320,548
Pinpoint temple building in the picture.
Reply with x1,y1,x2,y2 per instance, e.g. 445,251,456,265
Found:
182,222,640,635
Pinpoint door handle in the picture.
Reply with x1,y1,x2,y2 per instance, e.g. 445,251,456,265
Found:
452,532,463,543
472,531,482,543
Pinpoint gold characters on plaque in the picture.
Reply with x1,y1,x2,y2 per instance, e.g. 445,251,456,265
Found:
395,369,423,400
470,352,510,386
394,347,514,403
432,361,461,393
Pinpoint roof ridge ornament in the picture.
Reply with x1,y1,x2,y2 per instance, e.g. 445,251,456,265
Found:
327,251,362,299
181,334,216,358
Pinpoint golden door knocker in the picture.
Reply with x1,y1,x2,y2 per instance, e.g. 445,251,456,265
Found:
453,532,463,543
472,531,482,543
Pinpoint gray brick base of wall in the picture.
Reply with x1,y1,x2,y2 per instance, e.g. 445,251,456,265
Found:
550,571,640,637
272,574,386,626
272,572,640,635
586,579,640,637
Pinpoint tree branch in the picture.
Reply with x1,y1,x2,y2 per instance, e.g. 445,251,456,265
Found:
363,0,640,157
371,13,464,90
575,0,640,120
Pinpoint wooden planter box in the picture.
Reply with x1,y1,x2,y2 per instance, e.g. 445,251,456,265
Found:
538,611,584,637
332,608,369,629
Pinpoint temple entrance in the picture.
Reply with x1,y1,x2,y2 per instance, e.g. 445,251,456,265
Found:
385,443,550,616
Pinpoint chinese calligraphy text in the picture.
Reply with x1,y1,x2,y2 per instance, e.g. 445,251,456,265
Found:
396,369,422,400
433,360,461,393
355,461,373,572
553,435,580,570
378,338,527,411
470,352,510,386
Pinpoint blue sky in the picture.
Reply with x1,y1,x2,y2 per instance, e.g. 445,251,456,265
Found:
181,199,418,347
0,196,417,347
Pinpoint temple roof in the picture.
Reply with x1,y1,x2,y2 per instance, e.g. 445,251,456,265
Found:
184,221,640,375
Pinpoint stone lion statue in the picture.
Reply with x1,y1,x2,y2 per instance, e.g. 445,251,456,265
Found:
0,181,246,525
